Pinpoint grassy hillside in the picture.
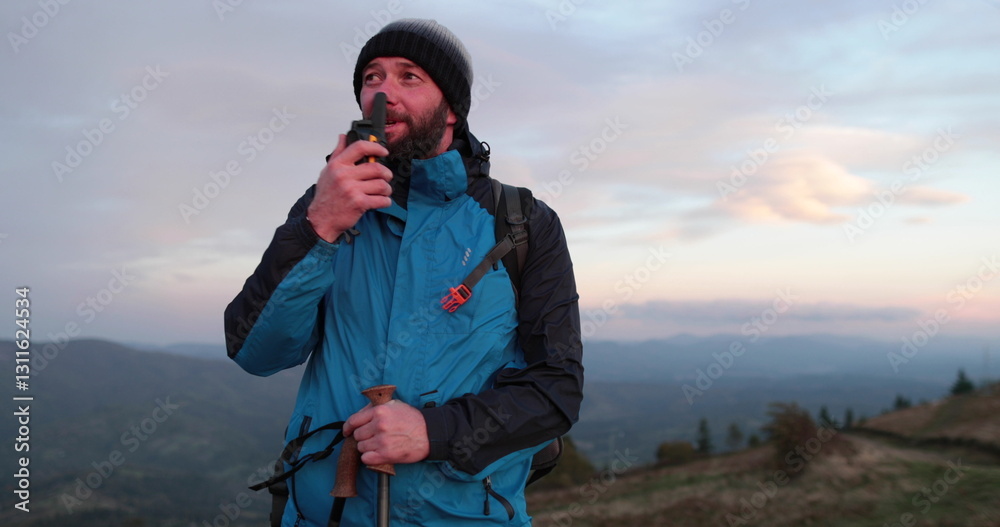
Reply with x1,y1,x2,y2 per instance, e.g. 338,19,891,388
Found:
527,387,1000,526
572,375,949,466
859,384,1000,449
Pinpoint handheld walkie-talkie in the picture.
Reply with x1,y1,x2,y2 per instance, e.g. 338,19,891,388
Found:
345,92,387,164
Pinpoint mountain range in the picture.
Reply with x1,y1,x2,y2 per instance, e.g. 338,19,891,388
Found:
0,334,991,525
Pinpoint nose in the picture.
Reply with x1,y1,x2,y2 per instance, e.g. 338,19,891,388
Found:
377,78,399,107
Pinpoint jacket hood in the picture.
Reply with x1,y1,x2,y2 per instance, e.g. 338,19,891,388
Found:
450,122,490,180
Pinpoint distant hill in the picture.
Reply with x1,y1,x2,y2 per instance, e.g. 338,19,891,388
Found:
527,386,1000,526
581,334,992,385
129,341,229,361
573,374,949,467
0,339,303,526
859,384,1000,451
0,336,988,525
568,333,986,465
152,334,994,382
150,334,985,464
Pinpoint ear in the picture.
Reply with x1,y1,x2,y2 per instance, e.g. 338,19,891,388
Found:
446,106,458,126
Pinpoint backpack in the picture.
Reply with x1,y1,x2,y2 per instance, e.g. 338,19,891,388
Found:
441,177,563,487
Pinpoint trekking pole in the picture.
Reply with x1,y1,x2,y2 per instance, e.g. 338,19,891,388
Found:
361,385,396,527
331,385,396,524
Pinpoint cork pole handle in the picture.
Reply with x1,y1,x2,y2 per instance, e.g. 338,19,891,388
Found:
330,384,397,498
362,385,397,476
331,435,361,497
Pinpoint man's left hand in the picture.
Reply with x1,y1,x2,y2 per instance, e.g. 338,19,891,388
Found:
343,400,430,465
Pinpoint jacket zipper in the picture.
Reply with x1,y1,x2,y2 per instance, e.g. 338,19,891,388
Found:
482,476,515,520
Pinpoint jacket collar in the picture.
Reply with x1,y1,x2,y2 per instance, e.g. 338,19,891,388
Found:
384,126,490,211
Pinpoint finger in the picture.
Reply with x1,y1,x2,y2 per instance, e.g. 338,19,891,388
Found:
343,405,373,437
355,178,393,198
337,139,389,166
358,195,393,211
360,450,388,466
353,139,389,160
351,162,393,183
341,184,392,209
326,134,348,164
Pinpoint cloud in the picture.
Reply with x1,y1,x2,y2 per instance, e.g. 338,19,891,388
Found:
3,1,998,346
896,186,968,206
707,153,968,224
587,298,926,341
618,299,920,326
712,154,869,223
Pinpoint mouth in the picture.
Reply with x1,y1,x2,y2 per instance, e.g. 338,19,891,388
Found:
384,119,403,136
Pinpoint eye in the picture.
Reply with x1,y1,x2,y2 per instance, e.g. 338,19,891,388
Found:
363,72,383,85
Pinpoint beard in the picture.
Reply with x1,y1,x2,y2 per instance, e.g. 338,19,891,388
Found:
385,99,450,165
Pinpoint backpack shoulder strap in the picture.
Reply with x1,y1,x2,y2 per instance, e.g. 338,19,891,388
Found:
440,179,532,312
492,179,531,293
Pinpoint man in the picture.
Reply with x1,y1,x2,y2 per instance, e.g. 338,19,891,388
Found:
225,19,583,526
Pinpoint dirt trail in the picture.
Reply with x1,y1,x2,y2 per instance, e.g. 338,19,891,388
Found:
844,433,955,465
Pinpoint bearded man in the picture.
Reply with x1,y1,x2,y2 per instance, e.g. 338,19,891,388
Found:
225,19,583,526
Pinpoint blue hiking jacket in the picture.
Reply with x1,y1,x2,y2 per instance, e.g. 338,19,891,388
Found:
225,131,583,526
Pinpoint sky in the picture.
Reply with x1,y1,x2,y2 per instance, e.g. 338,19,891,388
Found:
2,0,998,348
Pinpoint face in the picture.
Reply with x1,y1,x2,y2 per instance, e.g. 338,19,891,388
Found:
359,57,458,160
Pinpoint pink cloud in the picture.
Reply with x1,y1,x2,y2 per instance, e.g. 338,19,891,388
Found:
713,153,968,224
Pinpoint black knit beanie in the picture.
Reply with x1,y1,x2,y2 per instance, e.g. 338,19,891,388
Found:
354,19,473,122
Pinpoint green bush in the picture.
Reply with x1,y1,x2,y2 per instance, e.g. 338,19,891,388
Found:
763,402,818,477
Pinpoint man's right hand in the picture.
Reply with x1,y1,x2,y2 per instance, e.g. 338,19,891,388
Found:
306,134,392,243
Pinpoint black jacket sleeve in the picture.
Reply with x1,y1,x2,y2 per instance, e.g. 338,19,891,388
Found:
420,197,584,474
